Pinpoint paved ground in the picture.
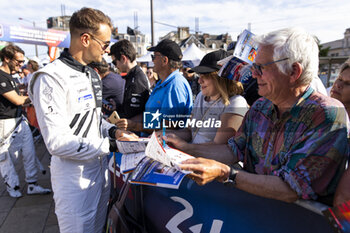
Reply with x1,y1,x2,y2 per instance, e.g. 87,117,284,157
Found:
0,137,59,233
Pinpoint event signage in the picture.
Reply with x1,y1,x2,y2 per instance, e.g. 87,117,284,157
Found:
109,153,334,233
0,23,70,48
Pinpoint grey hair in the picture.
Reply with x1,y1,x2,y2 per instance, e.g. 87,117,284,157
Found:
254,27,319,86
168,59,182,70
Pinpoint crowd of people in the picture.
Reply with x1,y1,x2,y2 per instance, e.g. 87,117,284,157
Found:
0,6,349,233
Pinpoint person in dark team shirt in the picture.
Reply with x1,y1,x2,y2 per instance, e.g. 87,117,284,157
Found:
109,39,150,120
0,44,51,198
89,58,125,116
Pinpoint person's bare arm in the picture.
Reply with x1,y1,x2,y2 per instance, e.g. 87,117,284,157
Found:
334,168,350,206
213,113,243,144
180,158,298,203
2,90,30,106
167,136,236,165
233,169,298,203
156,128,192,142
129,113,143,122
164,133,235,164
115,129,139,141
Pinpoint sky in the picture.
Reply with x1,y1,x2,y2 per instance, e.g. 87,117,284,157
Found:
1,0,350,58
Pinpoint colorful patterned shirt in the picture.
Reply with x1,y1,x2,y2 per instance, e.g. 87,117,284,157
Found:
228,87,349,200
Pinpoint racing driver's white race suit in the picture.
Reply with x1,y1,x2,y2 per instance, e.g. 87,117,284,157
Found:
29,51,117,233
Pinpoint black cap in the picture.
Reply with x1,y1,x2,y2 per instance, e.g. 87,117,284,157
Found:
148,39,183,61
190,49,229,74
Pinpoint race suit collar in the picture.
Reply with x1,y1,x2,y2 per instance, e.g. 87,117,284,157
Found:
58,50,103,108
58,50,93,73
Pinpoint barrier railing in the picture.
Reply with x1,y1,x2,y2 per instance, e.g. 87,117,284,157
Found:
109,152,333,233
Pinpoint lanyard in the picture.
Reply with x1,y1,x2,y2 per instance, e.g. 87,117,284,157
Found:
192,97,221,142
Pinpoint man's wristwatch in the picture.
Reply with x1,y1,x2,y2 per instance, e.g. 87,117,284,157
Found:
223,166,239,186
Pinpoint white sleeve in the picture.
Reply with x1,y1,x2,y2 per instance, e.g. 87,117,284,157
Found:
225,95,249,117
31,73,110,161
310,76,327,96
101,118,117,139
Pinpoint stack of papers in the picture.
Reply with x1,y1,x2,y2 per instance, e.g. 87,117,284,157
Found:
116,132,193,189
217,29,256,83
232,29,258,65
116,138,149,154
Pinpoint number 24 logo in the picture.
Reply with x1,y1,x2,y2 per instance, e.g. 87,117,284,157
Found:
166,196,223,233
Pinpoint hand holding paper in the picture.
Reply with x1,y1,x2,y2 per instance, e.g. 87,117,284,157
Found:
179,157,231,185
162,133,189,152
116,129,139,141
145,132,193,169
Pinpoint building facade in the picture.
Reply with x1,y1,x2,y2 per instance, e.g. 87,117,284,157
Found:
114,29,149,56
322,28,350,57
47,16,70,31
319,28,350,86
160,27,232,53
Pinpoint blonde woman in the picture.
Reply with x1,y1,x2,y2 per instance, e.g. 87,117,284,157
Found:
146,67,159,90
164,50,248,155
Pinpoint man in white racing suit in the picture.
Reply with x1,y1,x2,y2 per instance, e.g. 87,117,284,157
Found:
29,8,134,233
0,44,51,198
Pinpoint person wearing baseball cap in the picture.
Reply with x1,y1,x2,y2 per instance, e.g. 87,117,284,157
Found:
182,61,200,100
115,39,193,133
148,39,183,62
163,49,248,149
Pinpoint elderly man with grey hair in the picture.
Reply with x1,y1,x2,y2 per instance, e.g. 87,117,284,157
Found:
173,27,349,204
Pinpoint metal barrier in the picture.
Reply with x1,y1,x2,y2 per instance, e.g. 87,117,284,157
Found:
109,153,333,233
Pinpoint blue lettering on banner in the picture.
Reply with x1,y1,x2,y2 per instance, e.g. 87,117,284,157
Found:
78,94,93,103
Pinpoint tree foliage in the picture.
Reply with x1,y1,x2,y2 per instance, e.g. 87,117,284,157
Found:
315,36,330,57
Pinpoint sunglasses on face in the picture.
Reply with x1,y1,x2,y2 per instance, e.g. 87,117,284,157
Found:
151,54,163,61
80,32,110,50
13,58,25,65
251,58,289,76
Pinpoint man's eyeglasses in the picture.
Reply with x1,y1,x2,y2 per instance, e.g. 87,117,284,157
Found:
13,58,25,65
151,54,163,61
81,32,110,50
252,58,289,76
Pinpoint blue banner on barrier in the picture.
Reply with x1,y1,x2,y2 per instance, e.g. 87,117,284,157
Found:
108,153,334,233
143,179,333,233
0,23,70,48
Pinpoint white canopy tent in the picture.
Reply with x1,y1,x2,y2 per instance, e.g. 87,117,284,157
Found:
136,52,154,67
181,43,206,67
